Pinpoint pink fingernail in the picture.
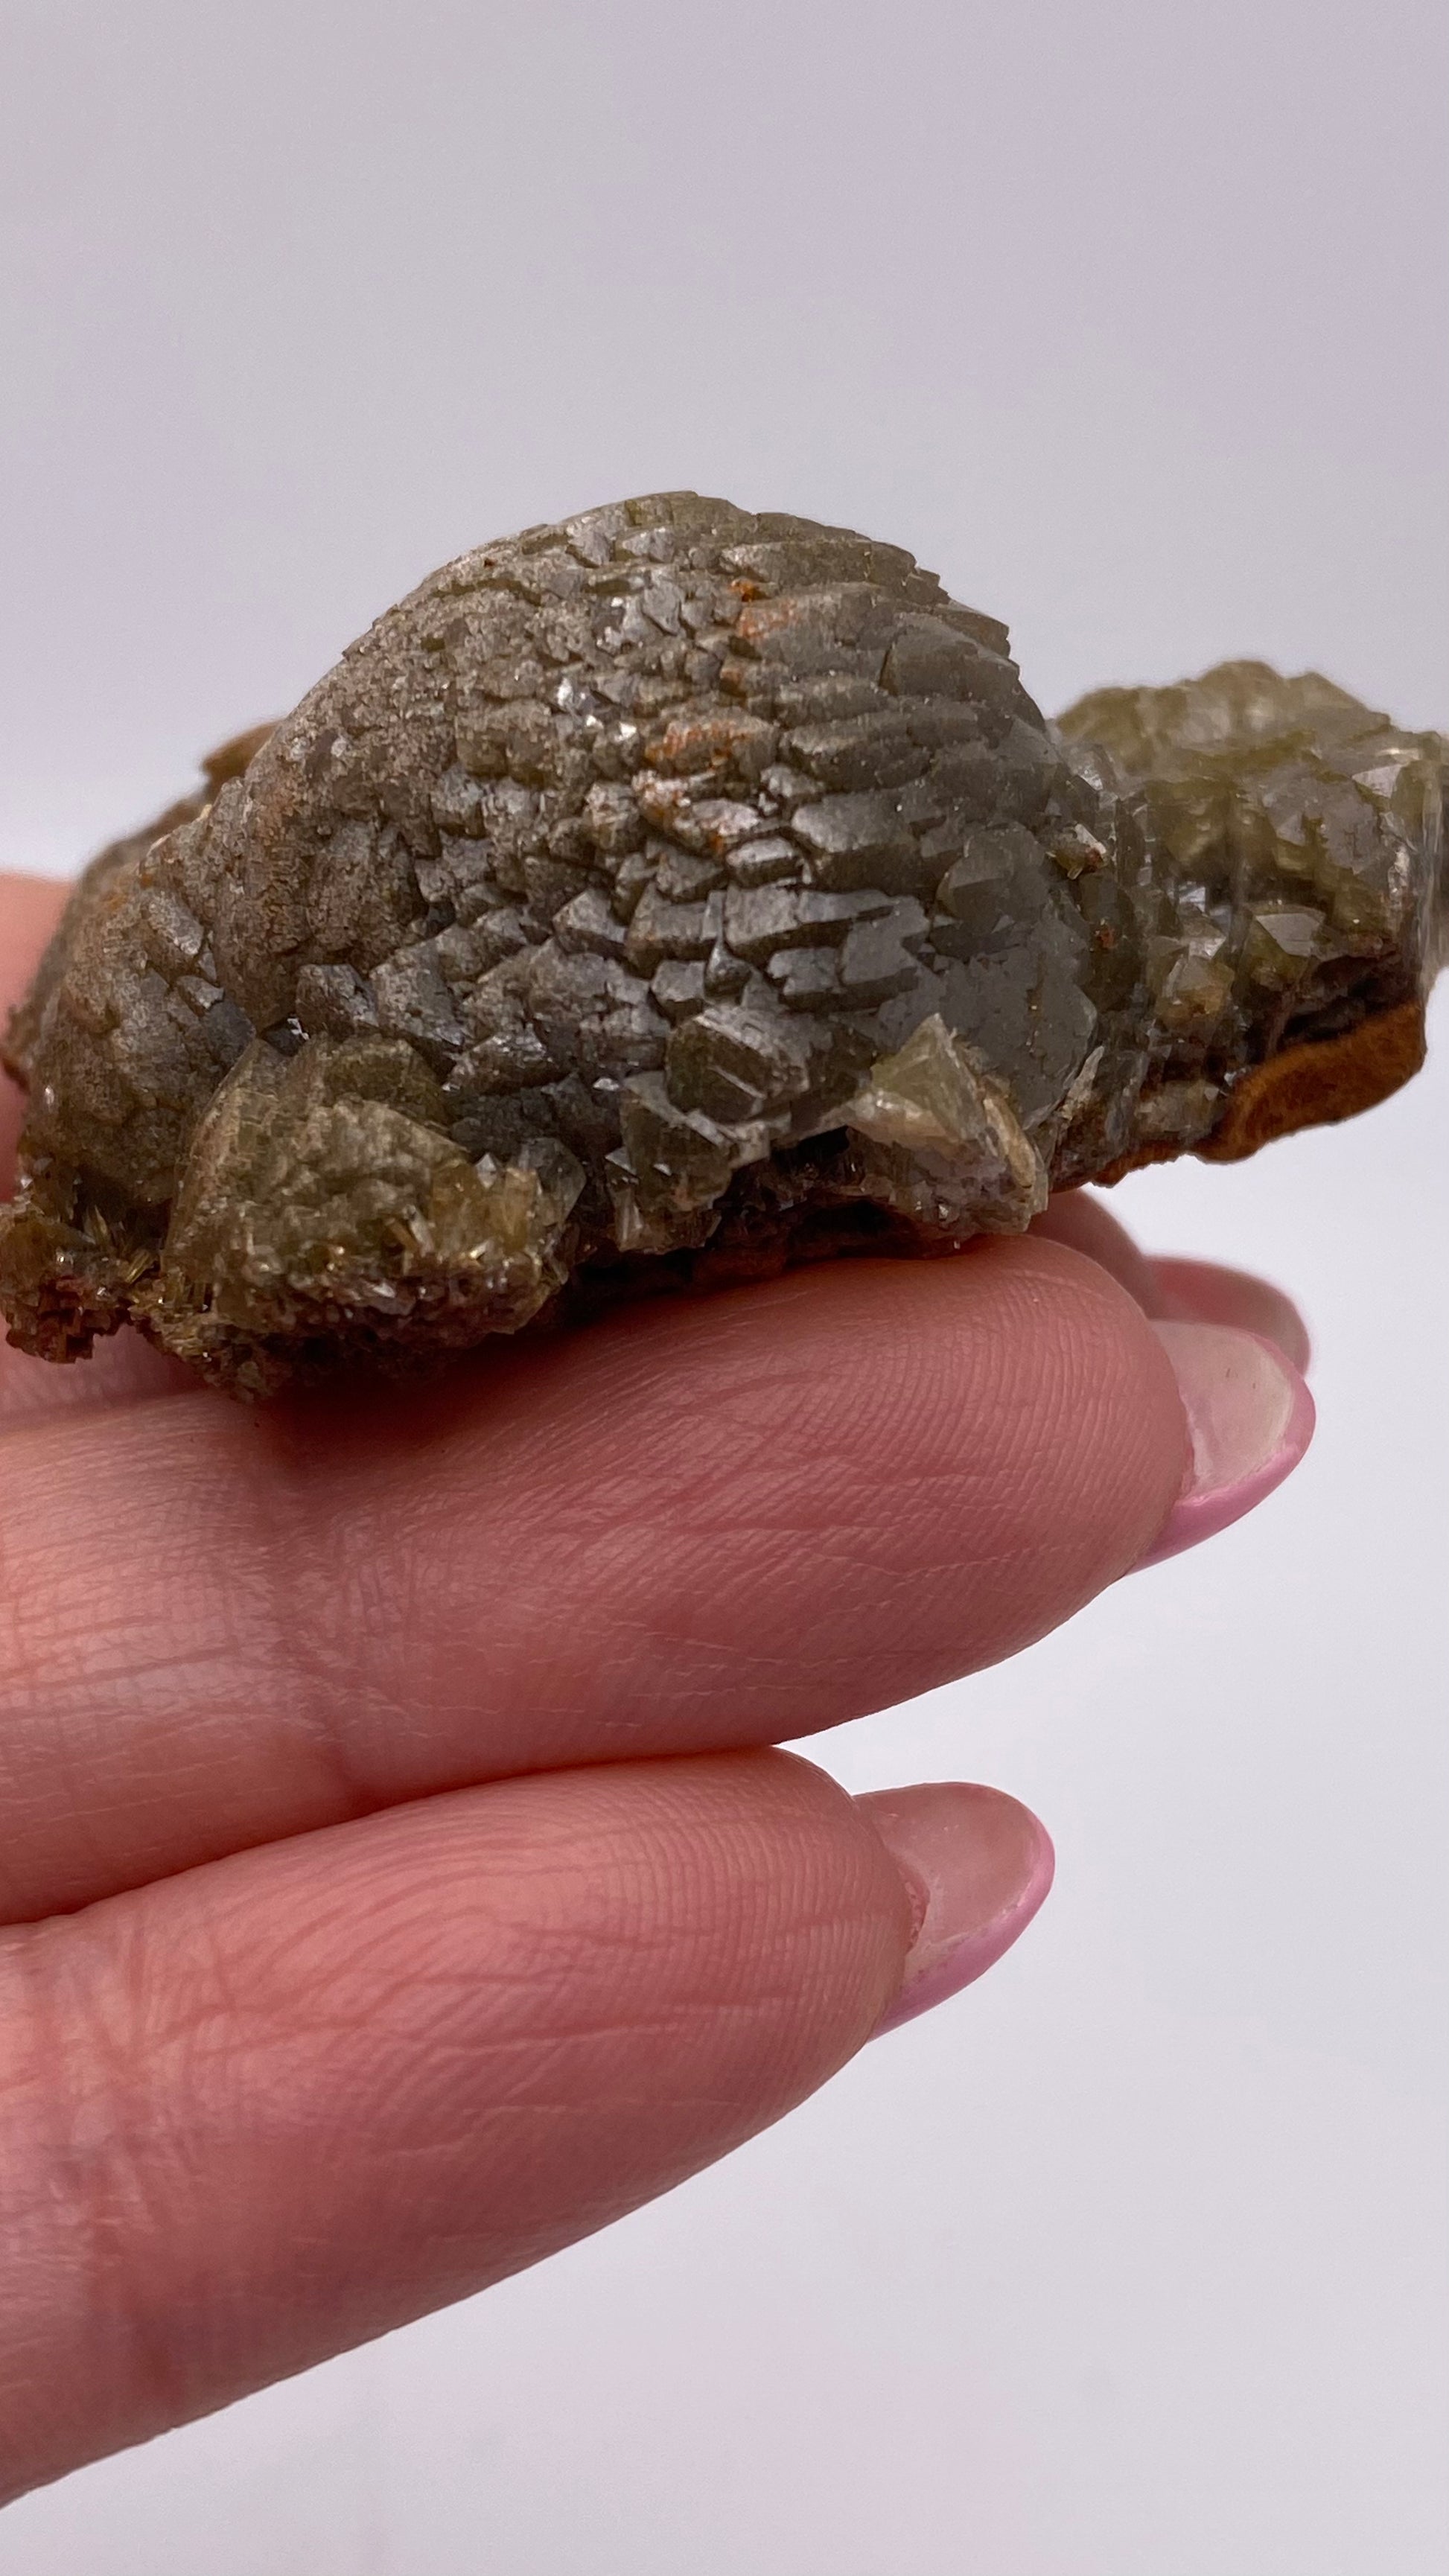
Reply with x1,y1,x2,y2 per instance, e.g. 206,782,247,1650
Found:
858,1783,1055,2036
1135,1322,1315,1570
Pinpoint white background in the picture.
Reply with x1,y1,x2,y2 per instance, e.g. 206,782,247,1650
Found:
1,1,1445,2567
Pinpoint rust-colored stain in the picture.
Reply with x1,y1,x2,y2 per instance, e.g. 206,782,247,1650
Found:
1200,997,1427,1161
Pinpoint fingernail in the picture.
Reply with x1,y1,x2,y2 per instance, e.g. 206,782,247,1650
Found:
1148,1255,1313,1375
857,1783,1055,2037
1135,1322,1315,1570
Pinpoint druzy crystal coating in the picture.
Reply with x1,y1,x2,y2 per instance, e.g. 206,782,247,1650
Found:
1,493,1442,1393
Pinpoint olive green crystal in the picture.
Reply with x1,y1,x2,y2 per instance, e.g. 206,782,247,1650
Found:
1,494,1442,1394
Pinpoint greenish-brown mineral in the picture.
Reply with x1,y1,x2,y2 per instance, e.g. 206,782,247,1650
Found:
1,494,1442,1394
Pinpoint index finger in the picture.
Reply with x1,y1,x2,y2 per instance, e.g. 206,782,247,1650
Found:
0,1237,1194,1922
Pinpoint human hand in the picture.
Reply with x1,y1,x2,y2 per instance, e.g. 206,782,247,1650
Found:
0,876,1313,2503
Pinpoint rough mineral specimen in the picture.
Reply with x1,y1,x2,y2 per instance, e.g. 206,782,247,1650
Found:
1,493,1442,1394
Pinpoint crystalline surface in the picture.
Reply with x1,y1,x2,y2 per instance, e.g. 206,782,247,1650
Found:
1,495,1442,1394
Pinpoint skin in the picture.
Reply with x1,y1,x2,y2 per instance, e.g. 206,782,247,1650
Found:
0,876,1309,2505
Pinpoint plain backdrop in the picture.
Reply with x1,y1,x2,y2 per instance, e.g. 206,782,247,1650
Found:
1,1,1445,2569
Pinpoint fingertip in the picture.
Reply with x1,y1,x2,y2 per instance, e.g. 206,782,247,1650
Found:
856,1782,1056,2035
1133,1323,1315,1569
1030,1187,1163,1311
1033,1196,1313,1377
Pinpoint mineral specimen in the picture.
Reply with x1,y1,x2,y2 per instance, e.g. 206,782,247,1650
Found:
1,493,1442,1394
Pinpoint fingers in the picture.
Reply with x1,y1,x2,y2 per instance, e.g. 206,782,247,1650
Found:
0,1241,1188,1919
0,1753,1045,2501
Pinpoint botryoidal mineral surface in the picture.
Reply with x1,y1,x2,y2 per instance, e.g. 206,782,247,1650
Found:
1,494,1443,1394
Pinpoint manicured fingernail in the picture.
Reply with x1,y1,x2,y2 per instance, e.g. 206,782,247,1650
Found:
857,1783,1055,2036
1135,1322,1315,1570
1148,1255,1313,1375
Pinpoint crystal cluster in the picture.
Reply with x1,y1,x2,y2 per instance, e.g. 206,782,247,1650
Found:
1,494,1442,1393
